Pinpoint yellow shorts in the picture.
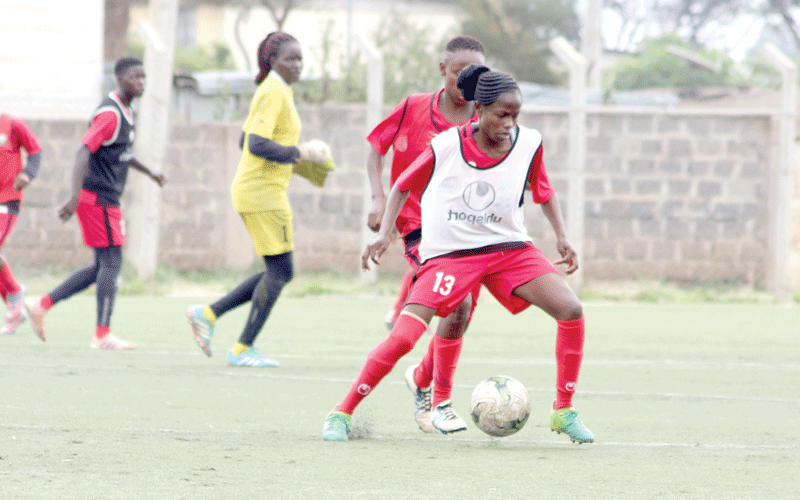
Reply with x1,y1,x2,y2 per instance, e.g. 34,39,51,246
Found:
240,209,293,256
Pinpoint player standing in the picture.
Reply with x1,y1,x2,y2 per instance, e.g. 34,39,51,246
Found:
185,32,332,367
25,57,167,349
323,65,594,444
0,113,42,335
364,36,486,433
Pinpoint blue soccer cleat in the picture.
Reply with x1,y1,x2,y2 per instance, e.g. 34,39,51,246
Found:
550,407,594,444
226,346,280,367
322,411,351,441
186,305,214,357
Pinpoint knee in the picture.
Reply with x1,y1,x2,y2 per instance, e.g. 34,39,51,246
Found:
555,300,583,322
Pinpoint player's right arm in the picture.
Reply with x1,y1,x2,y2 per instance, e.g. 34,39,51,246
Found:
365,147,386,232
362,146,434,270
59,110,116,221
365,97,409,233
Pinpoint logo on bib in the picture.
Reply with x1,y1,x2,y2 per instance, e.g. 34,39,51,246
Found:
462,181,495,210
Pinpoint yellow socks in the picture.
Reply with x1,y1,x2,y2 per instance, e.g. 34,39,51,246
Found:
232,342,249,356
202,306,217,324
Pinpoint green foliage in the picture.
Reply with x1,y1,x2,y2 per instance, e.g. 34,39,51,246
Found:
371,10,447,104
609,34,741,90
127,33,235,73
294,19,367,103
458,0,576,84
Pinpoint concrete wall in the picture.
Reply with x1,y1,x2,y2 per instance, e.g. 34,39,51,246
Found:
8,104,796,291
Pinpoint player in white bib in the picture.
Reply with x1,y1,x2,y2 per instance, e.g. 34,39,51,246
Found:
323,64,593,444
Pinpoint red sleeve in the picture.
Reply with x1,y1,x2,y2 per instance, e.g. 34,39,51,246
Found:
528,144,555,204
10,118,42,155
81,109,119,153
366,97,409,155
395,146,434,197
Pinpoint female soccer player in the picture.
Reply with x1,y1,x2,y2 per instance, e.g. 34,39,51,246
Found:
24,57,167,349
365,36,486,432
186,32,331,367
0,112,42,335
323,64,594,444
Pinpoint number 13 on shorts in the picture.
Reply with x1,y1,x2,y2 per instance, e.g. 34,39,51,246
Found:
432,272,455,296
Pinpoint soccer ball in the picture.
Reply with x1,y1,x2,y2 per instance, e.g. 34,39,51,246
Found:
469,376,531,437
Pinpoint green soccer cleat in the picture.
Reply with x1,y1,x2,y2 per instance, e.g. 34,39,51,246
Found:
550,407,594,444
322,411,351,441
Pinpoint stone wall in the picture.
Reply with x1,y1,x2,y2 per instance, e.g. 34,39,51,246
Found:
8,103,795,290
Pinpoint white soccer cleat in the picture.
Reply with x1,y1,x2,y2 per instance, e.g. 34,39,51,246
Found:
431,400,468,434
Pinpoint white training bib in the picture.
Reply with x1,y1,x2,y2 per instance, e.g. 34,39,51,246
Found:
418,126,542,261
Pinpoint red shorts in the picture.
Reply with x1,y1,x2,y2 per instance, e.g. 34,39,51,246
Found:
0,212,18,249
406,244,558,317
403,228,481,319
76,189,125,248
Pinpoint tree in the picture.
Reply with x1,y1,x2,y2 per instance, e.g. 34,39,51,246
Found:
605,0,800,55
457,0,578,84
609,34,741,90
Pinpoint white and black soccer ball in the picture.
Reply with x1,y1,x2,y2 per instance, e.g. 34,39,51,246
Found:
469,376,531,437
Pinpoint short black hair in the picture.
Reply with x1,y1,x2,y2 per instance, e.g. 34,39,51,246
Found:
445,36,485,54
115,57,143,76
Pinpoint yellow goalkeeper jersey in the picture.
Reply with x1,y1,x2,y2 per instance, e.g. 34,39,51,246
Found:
231,72,301,213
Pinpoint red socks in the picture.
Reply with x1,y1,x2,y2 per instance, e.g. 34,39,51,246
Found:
413,336,436,390
431,335,463,408
95,325,111,339
41,295,54,311
554,317,585,409
336,311,428,415
0,262,21,297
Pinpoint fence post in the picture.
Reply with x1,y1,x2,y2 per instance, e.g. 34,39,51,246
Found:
128,0,178,280
762,43,797,301
353,32,383,285
549,37,587,291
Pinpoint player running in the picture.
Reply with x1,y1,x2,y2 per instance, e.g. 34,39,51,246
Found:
323,64,594,444
25,57,166,349
0,113,42,334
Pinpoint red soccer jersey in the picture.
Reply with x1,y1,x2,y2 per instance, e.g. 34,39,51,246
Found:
396,123,554,204
0,114,42,204
367,89,476,236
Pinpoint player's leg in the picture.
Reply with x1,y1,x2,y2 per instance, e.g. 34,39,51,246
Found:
406,292,472,432
226,209,293,366
385,267,414,329
227,252,292,367
187,272,263,357
89,245,135,350
0,255,27,335
25,262,98,342
322,303,436,441
510,264,592,443
0,212,26,334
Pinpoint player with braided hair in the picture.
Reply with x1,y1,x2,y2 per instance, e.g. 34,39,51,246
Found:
324,64,594,444
186,32,331,367
360,35,486,433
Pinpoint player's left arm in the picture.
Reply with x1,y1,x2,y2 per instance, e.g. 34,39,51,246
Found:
129,157,167,187
529,146,578,275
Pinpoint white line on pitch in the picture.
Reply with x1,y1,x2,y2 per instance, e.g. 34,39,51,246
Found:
2,424,796,450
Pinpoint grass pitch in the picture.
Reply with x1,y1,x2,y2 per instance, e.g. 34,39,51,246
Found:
1,289,798,499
